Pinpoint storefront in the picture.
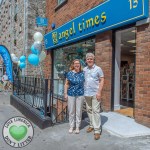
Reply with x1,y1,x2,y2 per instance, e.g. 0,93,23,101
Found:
44,0,150,127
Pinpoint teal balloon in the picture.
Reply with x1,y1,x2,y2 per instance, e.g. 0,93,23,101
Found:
20,55,26,62
19,62,26,69
31,45,39,55
28,54,39,66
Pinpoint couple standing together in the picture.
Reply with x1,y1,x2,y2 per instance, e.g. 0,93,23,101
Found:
64,53,104,140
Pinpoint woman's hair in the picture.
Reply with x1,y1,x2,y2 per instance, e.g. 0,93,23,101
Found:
69,59,82,71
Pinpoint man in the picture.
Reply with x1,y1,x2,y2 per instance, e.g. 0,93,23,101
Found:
83,53,104,140
2,71,8,92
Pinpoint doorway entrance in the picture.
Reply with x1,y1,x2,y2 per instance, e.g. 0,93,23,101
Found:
114,27,136,118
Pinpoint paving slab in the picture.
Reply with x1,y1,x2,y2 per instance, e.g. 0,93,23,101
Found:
101,112,150,138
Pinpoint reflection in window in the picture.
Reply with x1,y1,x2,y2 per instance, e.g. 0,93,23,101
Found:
58,0,65,5
53,38,95,79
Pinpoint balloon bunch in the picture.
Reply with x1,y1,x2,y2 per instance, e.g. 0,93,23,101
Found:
28,32,46,66
11,54,19,63
11,54,26,69
19,55,26,69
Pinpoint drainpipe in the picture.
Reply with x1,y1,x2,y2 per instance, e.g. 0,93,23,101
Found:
10,0,12,54
23,0,27,76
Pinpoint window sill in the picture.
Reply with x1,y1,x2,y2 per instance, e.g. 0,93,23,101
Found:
55,0,68,12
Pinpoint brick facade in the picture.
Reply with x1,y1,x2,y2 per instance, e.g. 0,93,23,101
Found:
45,0,150,127
45,0,105,76
95,31,112,111
45,0,111,110
135,23,150,127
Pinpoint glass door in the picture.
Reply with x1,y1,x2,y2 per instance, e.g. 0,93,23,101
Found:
114,27,136,118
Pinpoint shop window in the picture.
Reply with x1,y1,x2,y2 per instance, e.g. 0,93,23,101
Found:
53,38,95,98
19,23,22,34
14,14,17,22
14,39,17,45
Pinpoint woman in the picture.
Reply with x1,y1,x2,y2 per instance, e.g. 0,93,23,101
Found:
64,59,84,134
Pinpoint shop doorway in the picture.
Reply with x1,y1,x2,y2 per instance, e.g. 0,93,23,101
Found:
114,27,136,118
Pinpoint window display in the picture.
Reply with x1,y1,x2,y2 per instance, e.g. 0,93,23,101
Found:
120,62,135,101
53,38,95,79
53,38,95,97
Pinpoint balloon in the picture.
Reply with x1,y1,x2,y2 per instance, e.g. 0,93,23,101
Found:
39,51,46,62
28,54,39,66
20,55,26,62
12,56,19,63
33,41,42,51
11,53,16,58
19,62,26,69
51,23,55,29
33,32,43,42
31,44,39,55
18,60,20,66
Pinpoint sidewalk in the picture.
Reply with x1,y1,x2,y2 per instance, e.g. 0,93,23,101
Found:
101,112,150,137
0,93,150,150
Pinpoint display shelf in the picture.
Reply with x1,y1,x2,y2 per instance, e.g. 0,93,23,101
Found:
121,74,134,101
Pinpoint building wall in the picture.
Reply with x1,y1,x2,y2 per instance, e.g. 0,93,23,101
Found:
0,0,12,53
45,0,150,125
44,0,105,78
27,0,46,76
45,0,111,110
135,23,150,127
95,31,112,111
46,0,104,32
0,0,46,76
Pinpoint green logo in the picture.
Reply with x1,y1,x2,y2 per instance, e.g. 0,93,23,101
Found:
9,125,27,141
3,116,34,148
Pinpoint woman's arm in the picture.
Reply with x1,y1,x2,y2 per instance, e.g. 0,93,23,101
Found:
64,79,69,100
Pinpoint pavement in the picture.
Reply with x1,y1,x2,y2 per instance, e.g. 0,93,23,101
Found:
101,112,150,137
0,92,150,150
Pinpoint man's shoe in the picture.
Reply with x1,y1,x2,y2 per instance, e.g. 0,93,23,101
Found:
94,133,100,140
86,127,94,133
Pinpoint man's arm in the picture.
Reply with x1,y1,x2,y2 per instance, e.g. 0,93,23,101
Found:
96,77,104,101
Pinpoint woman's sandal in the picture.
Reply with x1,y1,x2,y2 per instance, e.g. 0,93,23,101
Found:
75,128,80,134
69,128,74,133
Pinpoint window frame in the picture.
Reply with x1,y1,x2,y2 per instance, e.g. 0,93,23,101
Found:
55,0,68,11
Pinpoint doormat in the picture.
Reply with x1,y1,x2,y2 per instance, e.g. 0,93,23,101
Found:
115,107,134,118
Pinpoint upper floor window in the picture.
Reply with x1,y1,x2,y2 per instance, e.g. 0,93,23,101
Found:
55,0,67,11
58,0,65,5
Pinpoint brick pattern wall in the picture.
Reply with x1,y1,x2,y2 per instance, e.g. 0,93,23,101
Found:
45,0,105,78
95,31,112,111
43,51,52,79
46,0,104,32
135,23,150,127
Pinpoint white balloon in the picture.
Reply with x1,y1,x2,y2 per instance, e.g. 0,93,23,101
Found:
11,53,16,58
18,60,20,66
12,56,19,63
39,51,46,62
33,32,43,42
34,41,42,51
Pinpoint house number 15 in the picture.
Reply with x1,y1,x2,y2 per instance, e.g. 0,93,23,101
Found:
129,0,138,9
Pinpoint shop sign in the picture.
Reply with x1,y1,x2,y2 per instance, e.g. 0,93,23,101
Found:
36,17,48,26
44,0,149,50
